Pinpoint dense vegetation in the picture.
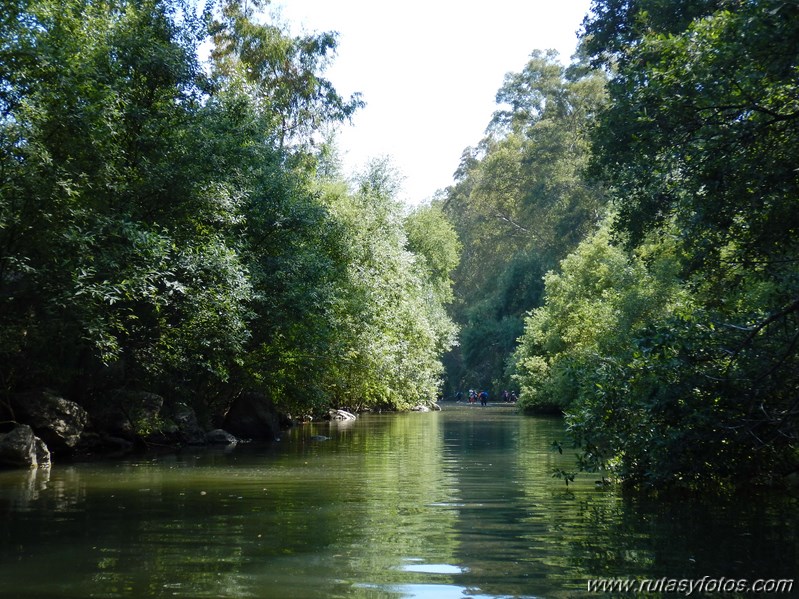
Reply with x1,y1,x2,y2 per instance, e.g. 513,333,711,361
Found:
3,0,797,489
445,0,799,489
0,0,458,425
441,50,608,396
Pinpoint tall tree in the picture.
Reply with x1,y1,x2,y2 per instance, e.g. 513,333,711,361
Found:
0,0,252,406
442,50,607,394
544,0,799,487
317,159,459,410
0,0,466,431
209,0,362,150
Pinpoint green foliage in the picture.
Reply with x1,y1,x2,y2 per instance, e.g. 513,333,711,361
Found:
514,0,799,488
315,159,458,411
0,0,457,427
442,50,607,395
209,0,363,150
587,0,799,265
512,221,685,415
0,0,242,400
510,217,788,487
404,202,461,305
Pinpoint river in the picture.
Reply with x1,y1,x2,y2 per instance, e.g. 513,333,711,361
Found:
1,404,797,598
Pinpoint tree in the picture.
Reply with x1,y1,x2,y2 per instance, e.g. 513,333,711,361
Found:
585,0,799,263
0,0,367,423
403,202,461,305
0,0,461,431
209,0,362,150
316,159,458,410
0,0,251,407
441,50,607,394
559,0,799,487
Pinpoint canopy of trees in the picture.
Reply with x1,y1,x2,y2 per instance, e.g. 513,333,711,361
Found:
440,50,608,396
575,0,799,488
444,0,798,489
4,0,796,490
0,0,458,425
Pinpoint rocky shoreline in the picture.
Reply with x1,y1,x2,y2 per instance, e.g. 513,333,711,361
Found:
0,390,364,470
0,388,445,470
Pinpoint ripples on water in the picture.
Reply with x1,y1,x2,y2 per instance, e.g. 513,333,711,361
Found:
0,404,796,598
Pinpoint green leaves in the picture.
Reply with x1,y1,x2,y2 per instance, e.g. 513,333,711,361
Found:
310,160,458,411
2,0,456,423
210,0,363,150
513,220,674,413
404,203,461,305
589,0,799,264
443,51,608,394
521,0,799,489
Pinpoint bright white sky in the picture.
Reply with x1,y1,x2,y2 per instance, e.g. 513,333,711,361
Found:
273,0,593,205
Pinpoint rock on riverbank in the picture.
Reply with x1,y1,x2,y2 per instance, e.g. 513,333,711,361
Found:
0,424,50,469
0,388,285,470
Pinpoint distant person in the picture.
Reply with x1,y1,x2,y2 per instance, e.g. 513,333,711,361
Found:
503,390,510,403
479,390,488,406
510,391,518,403
455,390,463,402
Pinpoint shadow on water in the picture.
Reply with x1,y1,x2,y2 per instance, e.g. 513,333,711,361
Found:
0,403,796,598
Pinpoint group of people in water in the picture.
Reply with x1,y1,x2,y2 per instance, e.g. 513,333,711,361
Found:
456,389,518,406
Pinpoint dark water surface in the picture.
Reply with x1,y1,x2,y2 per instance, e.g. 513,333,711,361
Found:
1,404,797,598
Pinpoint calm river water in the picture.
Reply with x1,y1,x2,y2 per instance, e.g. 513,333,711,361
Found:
1,404,797,598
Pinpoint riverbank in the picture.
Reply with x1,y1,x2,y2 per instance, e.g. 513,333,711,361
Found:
0,388,445,470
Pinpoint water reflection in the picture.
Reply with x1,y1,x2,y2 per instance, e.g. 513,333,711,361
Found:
0,467,51,510
0,404,796,598
400,562,466,574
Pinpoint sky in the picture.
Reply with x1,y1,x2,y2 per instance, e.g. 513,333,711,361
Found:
272,0,593,205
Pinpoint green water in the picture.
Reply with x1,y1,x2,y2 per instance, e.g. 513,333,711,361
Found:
1,404,797,598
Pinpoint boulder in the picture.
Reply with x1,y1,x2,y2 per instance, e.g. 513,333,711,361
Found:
172,403,206,445
11,391,87,453
223,392,280,441
328,409,357,421
0,425,49,469
205,429,238,445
